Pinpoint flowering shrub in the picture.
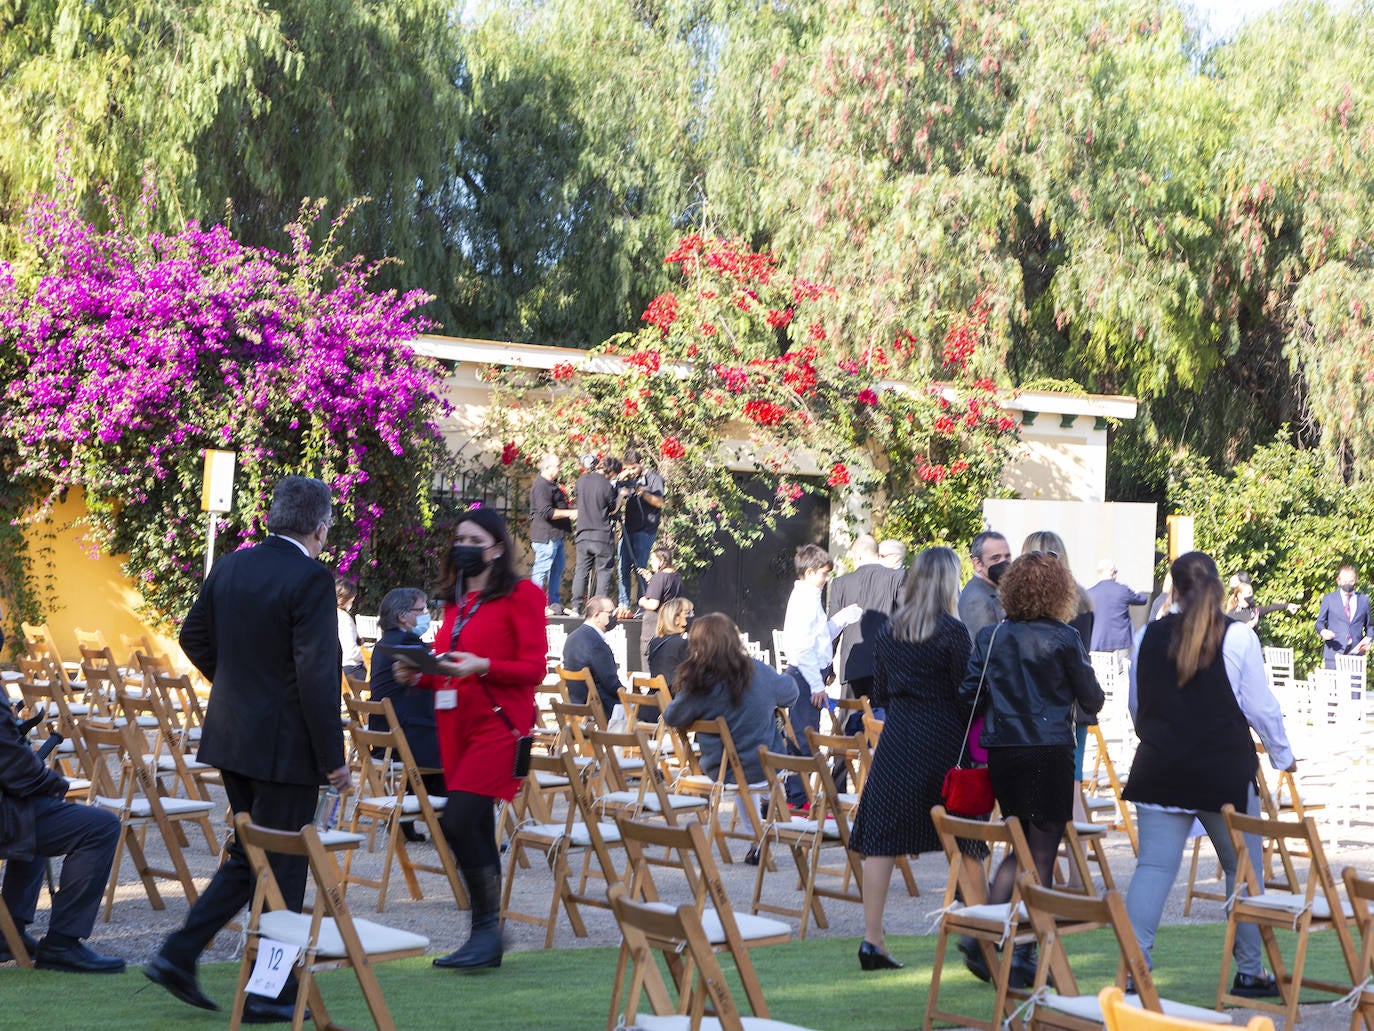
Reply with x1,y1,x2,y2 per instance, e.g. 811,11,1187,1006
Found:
485,234,1018,569
0,193,451,628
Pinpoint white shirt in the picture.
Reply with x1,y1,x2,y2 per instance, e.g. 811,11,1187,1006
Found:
1128,614,1294,775
782,581,846,697
337,609,364,669
272,533,311,557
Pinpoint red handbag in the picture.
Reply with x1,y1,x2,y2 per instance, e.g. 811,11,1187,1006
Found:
942,624,998,818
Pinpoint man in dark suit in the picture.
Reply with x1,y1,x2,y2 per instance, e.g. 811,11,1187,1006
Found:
561,596,624,717
1088,559,1150,666
145,476,350,1020
570,456,621,613
1316,564,1372,668
0,694,123,972
827,535,904,713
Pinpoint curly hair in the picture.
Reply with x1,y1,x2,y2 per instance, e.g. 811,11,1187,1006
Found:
999,550,1078,622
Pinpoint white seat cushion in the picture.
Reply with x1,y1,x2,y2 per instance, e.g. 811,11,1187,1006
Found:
520,821,621,846
357,794,446,815
951,901,1029,923
1037,991,1232,1024
317,830,368,849
626,1016,816,1031
641,903,790,944
1241,891,1353,920
533,771,571,788
1071,821,1107,836
257,911,428,958
782,816,840,839
95,794,215,818
641,794,711,813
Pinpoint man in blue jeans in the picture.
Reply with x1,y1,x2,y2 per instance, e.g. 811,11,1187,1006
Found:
529,453,577,616
615,449,665,610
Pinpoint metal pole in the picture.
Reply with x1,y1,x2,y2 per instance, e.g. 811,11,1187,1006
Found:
204,513,217,579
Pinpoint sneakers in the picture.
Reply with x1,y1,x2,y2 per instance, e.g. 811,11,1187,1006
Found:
1231,970,1281,998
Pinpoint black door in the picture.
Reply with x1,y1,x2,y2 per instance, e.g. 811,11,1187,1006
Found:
687,476,831,651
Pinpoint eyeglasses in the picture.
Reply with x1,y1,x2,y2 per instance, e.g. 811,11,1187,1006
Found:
408,606,428,614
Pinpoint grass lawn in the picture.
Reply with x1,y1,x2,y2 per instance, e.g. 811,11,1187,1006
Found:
1,926,1354,1030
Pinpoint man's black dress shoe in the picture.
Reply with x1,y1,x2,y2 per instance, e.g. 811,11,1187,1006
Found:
1231,970,1281,998
958,937,992,983
0,931,39,963
241,996,309,1024
144,953,219,1010
33,939,126,974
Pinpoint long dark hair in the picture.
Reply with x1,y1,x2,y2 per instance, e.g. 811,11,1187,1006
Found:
674,613,752,706
1167,551,1227,685
434,506,520,603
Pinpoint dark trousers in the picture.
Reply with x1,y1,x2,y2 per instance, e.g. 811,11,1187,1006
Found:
438,790,499,871
570,537,615,611
159,770,316,966
617,529,656,607
2,796,119,940
784,668,823,807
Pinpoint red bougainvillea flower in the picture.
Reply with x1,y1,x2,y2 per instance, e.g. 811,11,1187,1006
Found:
837,358,860,374
950,459,970,474
642,294,679,334
765,307,794,329
743,399,789,426
782,361,818,396
934,414,957,434
622,398,640,417
625,349,662,374
714,365,751,393
808,322,827,341
972,377,997,392
551,361,577,380
997,415,1017,432
856,388,879,406
660,436,686,460
501,441,519,466
827,462,850,487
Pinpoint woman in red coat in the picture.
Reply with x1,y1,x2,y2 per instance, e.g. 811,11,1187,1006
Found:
395,505,546,971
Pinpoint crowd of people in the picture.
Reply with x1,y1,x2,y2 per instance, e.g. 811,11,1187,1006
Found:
2,462,1332,1022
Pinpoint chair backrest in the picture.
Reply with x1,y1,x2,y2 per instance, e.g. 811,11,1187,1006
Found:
73,627,109,654
930,805,1039,908
1019,877,1161,1008
556,666,607,727
1098,986,1275,1031
755,747,838,831
354,614,381,643
550,698,599,758
1221,803,1343,917
1341,866,1374,996
770,630,790,674
149,669,206,730
606,883,752,1031
805,727,867,798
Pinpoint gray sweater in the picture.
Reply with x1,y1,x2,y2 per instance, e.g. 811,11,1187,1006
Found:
663,659,798,784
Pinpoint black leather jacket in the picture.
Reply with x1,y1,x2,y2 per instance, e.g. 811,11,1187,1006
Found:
959,618,1104,748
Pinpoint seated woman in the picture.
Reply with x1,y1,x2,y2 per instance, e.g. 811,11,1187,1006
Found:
662,613,797,829
647,596,694,687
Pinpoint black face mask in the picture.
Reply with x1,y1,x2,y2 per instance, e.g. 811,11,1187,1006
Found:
451,544,491,578
987,560,1011,585
1342,583,1357,594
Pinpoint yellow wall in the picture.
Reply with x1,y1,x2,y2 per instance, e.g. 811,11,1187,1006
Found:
21,488,182,663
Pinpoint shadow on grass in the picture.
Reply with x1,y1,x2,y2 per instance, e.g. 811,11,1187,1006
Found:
0,926,1354,1030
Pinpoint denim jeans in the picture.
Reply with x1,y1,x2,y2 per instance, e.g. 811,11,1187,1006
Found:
531,539,565,607
617,529,656,607
1125,786,1265,976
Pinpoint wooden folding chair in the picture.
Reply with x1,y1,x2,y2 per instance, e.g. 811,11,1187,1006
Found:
501,749,625,947
1341,867,1374,1031
615,816,790,1018
118,690,220,851
557,666,608,728
341,717,466,912
605,883,818,1031
589,725,712,836
1098,986,1273,1031
667,718,769,865
924,806,1103,1031
1018,879,1232,1030
13,661,95,793
1215,803,1359,1026
805,727,918,897
79,717,216,920
1082,724,1138,854
0,862,34,968
229,813,429,1031
625,673,673,726
750,747,863,939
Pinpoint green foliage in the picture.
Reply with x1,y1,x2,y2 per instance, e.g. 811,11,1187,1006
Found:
483,235,1017,571
1168,432,1374,672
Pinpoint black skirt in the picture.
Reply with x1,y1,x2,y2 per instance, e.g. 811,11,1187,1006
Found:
988,745,1075,825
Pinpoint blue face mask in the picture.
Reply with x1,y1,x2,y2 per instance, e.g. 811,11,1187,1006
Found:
413,612,431,636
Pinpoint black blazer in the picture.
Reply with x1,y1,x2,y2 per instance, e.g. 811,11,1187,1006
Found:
368,627,440,769
181,535,345,786
561,622,622,715
827,563,904,684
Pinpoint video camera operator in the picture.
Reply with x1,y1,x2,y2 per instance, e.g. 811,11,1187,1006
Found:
615,448,665,610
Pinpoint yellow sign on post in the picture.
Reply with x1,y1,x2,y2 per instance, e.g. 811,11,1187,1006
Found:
200,450,236,579
1166,514,1194,562
201,450,236,513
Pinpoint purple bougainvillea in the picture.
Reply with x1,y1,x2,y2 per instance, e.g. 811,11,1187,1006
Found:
0,193,452,625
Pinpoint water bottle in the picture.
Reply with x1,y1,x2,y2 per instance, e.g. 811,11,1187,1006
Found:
313,786,340,831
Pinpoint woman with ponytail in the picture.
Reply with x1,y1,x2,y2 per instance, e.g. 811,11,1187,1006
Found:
1122,551,1294,996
